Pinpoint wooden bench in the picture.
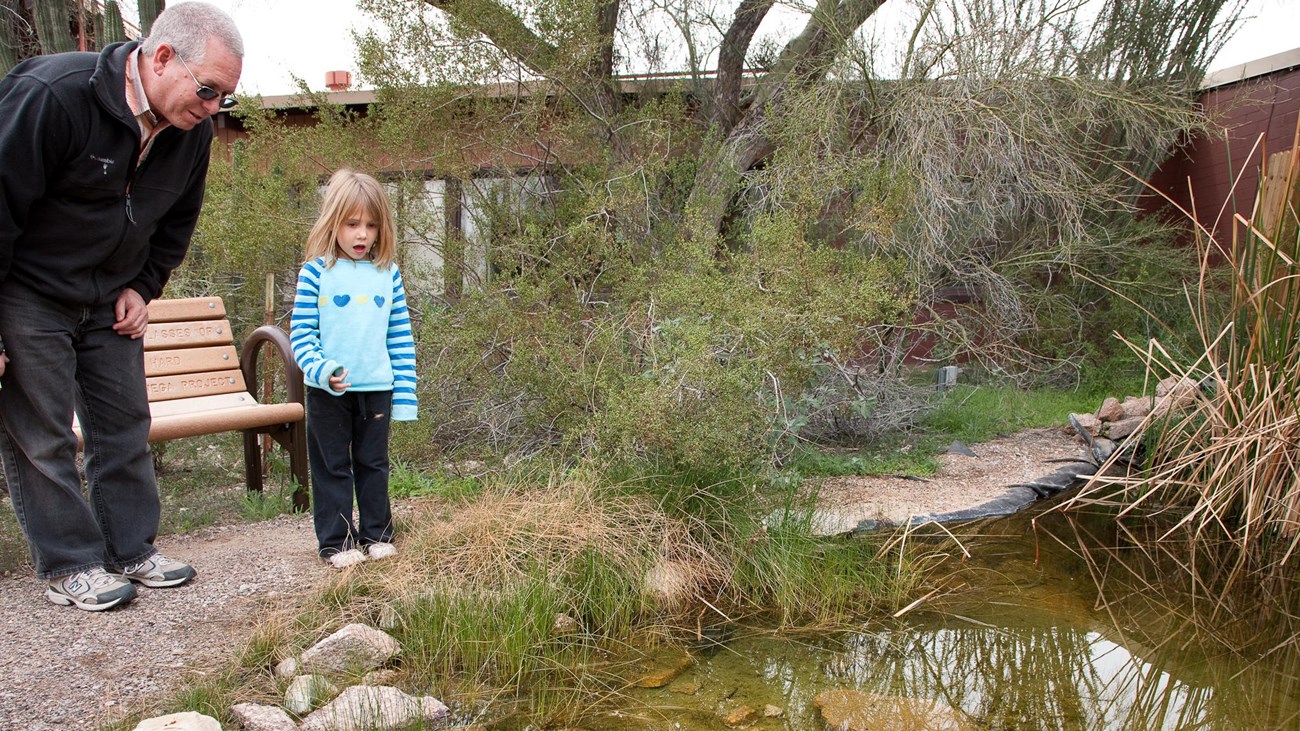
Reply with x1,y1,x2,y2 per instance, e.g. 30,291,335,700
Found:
72,296,309,509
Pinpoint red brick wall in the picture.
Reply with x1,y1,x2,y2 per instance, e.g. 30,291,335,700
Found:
1145,66,1300,242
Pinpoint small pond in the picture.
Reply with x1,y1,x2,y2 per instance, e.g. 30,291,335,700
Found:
574,506,1300,730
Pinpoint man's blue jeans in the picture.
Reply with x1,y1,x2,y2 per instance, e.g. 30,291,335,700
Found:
0,282,159,579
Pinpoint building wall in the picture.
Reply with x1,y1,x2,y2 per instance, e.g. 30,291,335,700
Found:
1145,61,1300,243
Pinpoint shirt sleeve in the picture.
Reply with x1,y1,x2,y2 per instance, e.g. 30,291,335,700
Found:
0,70,73,283
386,265,419,421
290,259,344,392
0,70,76,354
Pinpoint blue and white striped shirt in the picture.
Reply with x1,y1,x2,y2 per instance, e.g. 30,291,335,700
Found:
290,257,418,421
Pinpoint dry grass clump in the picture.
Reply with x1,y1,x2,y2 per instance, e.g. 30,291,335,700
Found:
1061,128,1300,583
306,477,732,718
375,478,726,602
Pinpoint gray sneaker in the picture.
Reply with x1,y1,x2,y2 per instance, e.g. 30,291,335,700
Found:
119,553,196,588
46,568,137,611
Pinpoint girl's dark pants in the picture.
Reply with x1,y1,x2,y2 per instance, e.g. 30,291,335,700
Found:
306,387,394,557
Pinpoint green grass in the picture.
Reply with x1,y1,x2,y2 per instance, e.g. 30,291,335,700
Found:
0,503,27,572
732,514,903,626
922,382,1124,443
788,379,1142,479
389,461,483,501
786,442,941,478
239,481,300,521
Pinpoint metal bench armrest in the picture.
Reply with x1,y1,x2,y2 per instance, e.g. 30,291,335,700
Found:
239,325,304,406
238,324,309,510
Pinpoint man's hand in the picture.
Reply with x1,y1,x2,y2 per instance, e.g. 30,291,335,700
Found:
113,288,149,339
0,351,8,379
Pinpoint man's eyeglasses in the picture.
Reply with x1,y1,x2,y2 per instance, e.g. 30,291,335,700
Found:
174,51,237,110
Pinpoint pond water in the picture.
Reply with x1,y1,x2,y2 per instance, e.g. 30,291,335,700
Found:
579,506,1300,730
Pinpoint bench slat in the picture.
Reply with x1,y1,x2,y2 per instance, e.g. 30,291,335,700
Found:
146,368,248,403
144,318,234,351
145,345,239,377
149,391,260,417
74,396,304,444
147,297,226,323
149,402,304,443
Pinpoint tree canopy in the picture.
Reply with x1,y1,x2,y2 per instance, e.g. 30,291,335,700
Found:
190,0,1246,467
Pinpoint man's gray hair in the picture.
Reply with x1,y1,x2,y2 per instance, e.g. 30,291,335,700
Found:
141,2,244,62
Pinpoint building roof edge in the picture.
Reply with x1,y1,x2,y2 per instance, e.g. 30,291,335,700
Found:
1203,47,1300,90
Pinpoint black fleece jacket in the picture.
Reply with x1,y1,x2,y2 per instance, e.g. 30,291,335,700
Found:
0,41,212,310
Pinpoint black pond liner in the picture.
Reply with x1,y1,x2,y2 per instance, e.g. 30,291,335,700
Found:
834,416,1147,534
847,458,1102,533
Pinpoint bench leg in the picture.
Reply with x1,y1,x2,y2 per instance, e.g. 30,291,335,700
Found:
288,420,309,512
243,430,265,493
254,423,310,512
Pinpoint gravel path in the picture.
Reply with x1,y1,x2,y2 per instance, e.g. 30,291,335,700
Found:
0,513,328,730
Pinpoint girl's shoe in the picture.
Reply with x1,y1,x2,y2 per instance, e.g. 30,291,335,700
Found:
366,542,397,560
327,548,367,569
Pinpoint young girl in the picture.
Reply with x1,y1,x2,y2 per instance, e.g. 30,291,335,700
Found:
291,169,418,569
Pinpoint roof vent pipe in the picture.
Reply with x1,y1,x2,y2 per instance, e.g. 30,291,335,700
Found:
325,71,352,92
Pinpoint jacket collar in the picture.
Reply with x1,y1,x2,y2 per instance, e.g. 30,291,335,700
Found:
89,41,141,128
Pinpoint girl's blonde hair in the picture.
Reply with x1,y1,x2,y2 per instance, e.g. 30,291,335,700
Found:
304,169,398,269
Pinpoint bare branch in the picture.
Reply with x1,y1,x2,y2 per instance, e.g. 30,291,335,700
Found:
416,0,563,77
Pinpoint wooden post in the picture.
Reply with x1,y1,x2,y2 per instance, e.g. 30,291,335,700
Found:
261,273,274,475
444,177,464,304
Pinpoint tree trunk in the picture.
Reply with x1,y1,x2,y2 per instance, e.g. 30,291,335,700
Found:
683,117,773,242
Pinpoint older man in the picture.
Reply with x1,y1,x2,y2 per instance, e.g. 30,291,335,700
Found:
0,2,243,611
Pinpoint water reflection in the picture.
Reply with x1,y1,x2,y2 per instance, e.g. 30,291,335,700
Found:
824,626,1223,730
593,509,1300,730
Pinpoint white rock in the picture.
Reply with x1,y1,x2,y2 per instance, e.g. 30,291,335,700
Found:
1069,412,1102,437
229,703,297,731
299,685,449,731
285,674,341,715
299,624,401,674
274,657,300,679
1105,416,1145,441
133,712,223,731
1154,376,1200,416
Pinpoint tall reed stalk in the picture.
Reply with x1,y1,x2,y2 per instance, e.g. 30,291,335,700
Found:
1060,119,1300,579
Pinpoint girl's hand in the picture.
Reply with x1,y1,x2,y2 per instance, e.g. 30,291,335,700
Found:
329,368,351,393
